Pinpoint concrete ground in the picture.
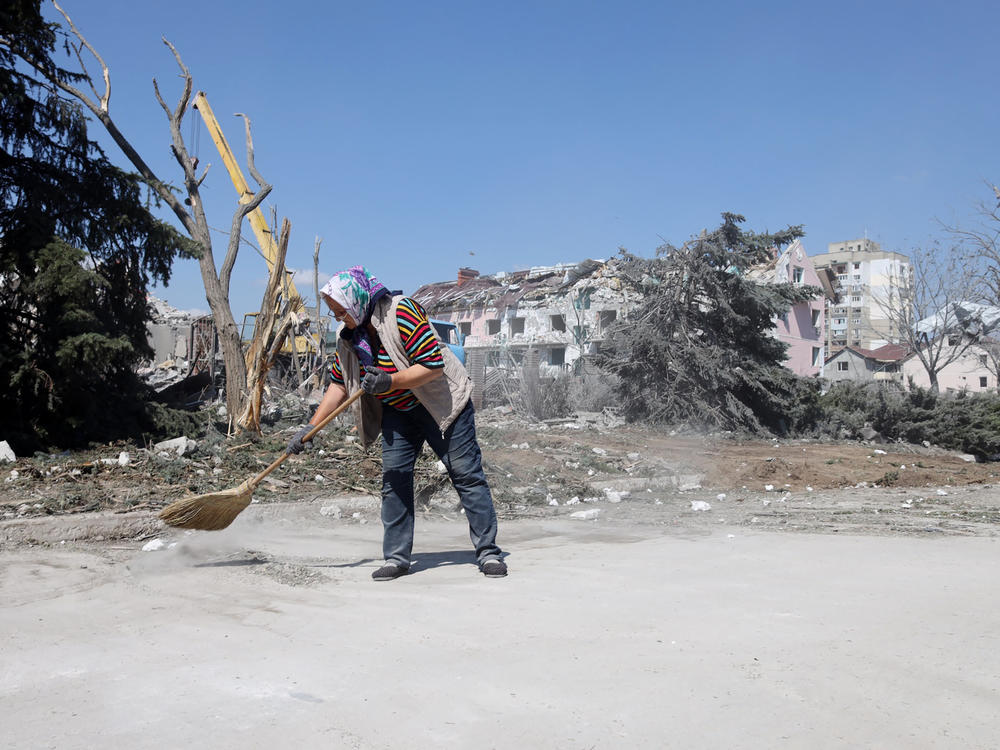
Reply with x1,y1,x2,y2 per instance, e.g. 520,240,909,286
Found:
2,508,999,749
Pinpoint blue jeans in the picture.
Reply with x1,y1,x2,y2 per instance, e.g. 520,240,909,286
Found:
380,401,501,568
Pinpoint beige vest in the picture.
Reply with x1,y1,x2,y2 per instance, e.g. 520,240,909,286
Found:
336,295,474,447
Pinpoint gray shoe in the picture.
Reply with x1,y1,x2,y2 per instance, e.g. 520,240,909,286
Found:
480,560,507,578
372,563,408,581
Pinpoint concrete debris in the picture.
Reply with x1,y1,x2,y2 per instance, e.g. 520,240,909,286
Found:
676,475,703,491
690,500,711,511
570,508,601,520
859,426,884,443
153,436,198,457
959,454,977,463
142,539,165,552
0,441,15,463
602,488,630,503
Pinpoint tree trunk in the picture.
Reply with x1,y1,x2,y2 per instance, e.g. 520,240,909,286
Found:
197,248,248,425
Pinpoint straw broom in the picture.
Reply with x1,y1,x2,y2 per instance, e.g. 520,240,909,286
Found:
158,389,364,530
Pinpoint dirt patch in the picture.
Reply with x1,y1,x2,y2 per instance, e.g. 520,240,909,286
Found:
2,415,998,546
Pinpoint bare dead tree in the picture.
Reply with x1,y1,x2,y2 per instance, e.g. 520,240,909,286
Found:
873,244,983,391
944,181,1000,304
12,2,273,426
313,236,324,348
240,219,300,430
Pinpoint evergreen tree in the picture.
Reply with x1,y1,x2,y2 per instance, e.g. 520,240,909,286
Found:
597,213,821,434
0,1,194,452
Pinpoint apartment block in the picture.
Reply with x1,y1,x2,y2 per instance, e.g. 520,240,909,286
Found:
812,238,910,355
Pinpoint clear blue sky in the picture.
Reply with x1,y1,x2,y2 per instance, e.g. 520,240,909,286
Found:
44,0,999,317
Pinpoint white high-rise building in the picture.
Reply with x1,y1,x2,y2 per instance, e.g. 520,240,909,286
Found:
813,238,910,354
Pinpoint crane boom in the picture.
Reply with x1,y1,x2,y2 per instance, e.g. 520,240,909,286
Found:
191,91,318,354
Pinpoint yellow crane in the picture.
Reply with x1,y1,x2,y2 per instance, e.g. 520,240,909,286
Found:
191,91,319,355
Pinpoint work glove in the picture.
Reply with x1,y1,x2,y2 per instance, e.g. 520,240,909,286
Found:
361,365,393,394
286,424,315,455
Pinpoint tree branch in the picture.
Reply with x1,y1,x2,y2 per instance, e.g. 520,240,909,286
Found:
52,1,109,112
217,113,272,293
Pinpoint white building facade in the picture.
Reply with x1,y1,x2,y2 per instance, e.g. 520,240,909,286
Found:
813,238,910,355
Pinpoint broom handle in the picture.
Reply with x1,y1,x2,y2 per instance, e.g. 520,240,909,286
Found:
249,388,365,489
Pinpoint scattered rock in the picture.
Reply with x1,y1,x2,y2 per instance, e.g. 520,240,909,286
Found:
860,426,884,443
153,436,198,457
570,509,601,520
0,441,15,463
602,488,630,503
690,500,711,511
677,475,703,491
142,539,165,552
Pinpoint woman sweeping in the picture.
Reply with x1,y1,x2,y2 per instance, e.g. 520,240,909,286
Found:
288,266,506,581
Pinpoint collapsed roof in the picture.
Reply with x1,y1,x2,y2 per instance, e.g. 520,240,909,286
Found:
412,259,618,313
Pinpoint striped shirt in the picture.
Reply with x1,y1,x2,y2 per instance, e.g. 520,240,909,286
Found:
330,298,444,410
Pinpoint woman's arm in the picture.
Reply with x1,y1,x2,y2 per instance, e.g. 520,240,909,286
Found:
309,381,349,426
384,363,443,391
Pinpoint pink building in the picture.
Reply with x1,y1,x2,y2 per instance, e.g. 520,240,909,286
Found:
750,239,832,377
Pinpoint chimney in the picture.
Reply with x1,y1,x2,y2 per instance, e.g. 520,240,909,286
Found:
457,267,480,287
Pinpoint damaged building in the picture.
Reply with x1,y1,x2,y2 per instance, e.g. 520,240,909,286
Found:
746,238,837,378
415,248,833,398
413,260,636,377
140,296,217,393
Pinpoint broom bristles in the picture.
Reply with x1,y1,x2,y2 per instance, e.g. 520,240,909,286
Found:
158,480,254,530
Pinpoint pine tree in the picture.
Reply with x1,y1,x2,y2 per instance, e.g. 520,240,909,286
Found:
0,1,194,452
597,213,821,434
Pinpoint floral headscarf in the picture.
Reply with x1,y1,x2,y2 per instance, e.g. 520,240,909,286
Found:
320,266,393,367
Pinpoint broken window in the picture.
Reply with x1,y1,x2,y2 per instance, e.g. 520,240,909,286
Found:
550,314,566,332
981,376,988,388
550,347,566,366
509,317,525,335
792,267,804,284
459,321,471,336
598,310,617,331
486,350,501,366
811,309,821,327
812,347,821,366
487,319,501,335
